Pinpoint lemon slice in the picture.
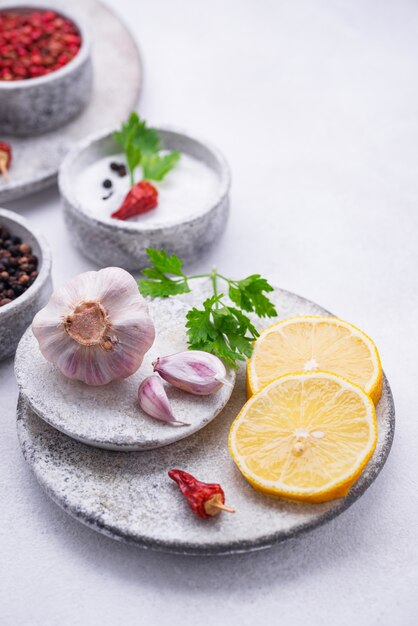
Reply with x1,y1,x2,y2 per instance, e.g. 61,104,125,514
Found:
229,372,377,503
247,316,383,404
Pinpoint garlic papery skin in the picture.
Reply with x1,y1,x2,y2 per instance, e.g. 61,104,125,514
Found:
138,376,189,426
153,350,228,395
32,267,155,386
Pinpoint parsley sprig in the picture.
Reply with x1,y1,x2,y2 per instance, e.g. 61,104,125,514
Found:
114,113,180,187
139,249,278,367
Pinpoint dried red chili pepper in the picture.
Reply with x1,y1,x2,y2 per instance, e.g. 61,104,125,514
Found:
111,181,158,220
0,142,12,176
168,469,235,518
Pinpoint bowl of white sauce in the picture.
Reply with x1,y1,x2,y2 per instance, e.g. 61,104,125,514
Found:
58,127,231,270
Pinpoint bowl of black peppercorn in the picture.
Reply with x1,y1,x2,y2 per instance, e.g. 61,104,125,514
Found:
0,208,52,360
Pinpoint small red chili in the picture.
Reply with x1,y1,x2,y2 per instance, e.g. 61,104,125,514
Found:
111,181,158,221
168,469,235,518
0,142,12,176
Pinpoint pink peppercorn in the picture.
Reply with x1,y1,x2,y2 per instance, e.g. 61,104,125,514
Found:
0,9,82,81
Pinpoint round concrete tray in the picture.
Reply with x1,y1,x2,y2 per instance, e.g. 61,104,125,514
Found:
16,287,395,555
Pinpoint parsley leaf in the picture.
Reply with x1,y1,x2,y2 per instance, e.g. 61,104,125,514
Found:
113,113,138,151
142,151,181,182
114,113,178,186
185,296,220,345
228,274,277,317
132,121,161,156
139,276,189,297
144,248,186,276
185,297,260,368
138,249,190,298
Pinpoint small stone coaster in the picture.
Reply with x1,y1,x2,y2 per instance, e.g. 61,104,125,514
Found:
16,297,236,451
15,287,395,555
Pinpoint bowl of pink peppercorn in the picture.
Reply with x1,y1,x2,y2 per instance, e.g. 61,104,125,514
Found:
0,3,92,136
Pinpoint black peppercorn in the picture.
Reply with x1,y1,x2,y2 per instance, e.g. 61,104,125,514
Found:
19,243,31,254
102,179,112,189
110,162,127,177
0,223,39,307
12,284,24,296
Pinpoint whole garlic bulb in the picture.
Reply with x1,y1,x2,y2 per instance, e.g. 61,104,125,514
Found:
32,267,155,386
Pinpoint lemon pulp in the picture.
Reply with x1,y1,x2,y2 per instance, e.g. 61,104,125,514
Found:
229,372,378,503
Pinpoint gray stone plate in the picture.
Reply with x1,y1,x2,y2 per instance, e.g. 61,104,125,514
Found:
0,0,141,203
16,288,395,555
15,297,236,451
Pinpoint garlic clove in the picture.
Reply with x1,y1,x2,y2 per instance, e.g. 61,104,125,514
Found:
153,350,229,395
32,267,155,386
138,376,189,426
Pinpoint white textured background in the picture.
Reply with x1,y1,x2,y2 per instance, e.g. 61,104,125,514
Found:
1,0,417,624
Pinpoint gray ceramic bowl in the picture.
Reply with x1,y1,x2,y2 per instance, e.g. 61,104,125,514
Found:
0,208,52,360
59,127,231,270
0,3,92,136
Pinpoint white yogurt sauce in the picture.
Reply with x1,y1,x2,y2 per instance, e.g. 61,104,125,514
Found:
75,153,220,225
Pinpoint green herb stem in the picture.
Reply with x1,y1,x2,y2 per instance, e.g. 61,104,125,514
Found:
215,273,233,284
210,268,219,308
187,274,212,280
